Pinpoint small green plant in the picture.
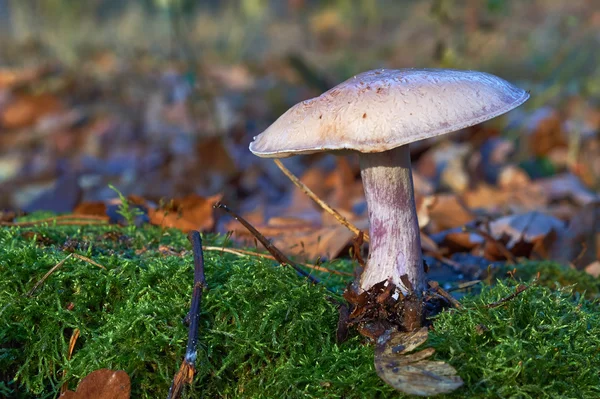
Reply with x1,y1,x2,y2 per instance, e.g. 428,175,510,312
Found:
108,184,144,230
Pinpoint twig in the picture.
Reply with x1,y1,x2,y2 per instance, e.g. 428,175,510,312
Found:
273,159,370,242
428,281,463,309
214,202,321,285
168,231,207,399
26,254,73,297
485,284,529,309
202,246,352,276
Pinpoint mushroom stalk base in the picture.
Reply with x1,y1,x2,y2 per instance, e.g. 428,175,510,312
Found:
359,145,425,296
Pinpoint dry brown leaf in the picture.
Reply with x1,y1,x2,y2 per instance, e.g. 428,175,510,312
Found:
149,193,222,232
375,328,463,396
488,211,566,250
551,201,600,268
534,173,600,206
463,183,546,212
60,369,130,399
528,109,566,157
1,93,63,130
423,194,474,233
228,216,355,261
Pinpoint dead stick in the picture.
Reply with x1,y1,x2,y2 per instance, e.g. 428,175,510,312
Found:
167,231,207,399
214,202,321,285
202,246,352,276
274,159,370,242
428,281,463,309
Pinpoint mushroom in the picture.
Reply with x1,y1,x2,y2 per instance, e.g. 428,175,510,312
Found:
249,68,529,298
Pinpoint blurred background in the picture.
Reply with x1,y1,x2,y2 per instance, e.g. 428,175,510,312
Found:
0,0,598,269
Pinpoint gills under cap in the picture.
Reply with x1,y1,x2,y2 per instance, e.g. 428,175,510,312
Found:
249,68,529,157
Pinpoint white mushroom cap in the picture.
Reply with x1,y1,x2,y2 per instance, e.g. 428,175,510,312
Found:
249,68,529,157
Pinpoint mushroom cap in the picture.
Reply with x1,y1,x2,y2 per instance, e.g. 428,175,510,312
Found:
249,68,529,157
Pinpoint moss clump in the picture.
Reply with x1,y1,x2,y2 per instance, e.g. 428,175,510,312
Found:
430,282,600,398
494,261,600,298
2,219,600,398
0,222,389,398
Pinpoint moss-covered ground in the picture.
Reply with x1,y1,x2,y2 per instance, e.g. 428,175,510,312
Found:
2,218,600,398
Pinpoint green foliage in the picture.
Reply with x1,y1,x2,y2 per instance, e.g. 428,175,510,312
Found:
430,281,600,398
0,221,388,398
109,184,144,230
495,261,600,298
2,219,600,398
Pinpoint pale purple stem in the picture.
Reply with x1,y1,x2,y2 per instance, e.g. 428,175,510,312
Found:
358,144,425,295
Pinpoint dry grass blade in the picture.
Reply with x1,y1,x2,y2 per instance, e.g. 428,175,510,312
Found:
202,246,352,276
0,214,109,227
26,254,73,297
60,328,81,395
26,252,107,297
446,280,481,292
485,284,529,308
72,254,107,270
274,159,370,241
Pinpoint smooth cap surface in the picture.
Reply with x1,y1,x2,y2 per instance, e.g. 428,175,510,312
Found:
249,68,529,157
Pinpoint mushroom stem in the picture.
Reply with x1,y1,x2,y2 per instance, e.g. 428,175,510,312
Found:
358,144,425,296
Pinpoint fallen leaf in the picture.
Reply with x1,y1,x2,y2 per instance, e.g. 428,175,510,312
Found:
60,369,130,399
488,211,566,250
422,194,474,233
1,93,63,130
535,173,600,206
149,193,222,232
375,328,463,396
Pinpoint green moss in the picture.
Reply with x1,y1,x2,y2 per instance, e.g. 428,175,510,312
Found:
430,282,600,398
494,261,600,298
0,221,389,398
2,218,600,398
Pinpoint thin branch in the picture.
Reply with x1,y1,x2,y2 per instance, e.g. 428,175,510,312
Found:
202,246,352,276
428,281,463,309
214,202,321,285
168,231,207,399
274,159,370,242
